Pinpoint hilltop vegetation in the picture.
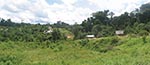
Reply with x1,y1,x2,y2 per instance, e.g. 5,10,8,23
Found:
0,3,150,41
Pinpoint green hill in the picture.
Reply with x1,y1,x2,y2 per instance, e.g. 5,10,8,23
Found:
1,36,150,65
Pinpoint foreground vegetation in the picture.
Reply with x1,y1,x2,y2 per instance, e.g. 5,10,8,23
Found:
1,36,150,65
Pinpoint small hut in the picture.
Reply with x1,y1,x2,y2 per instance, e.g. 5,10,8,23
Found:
115,30,124,36
44,26,53,33
86,35,95,38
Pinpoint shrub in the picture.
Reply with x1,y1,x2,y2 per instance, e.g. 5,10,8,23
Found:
142,36,147,43
138,30,149,36
110,37,120,46
79,39,89,47
128,34,138,38
0,54,23,65
99,38,110,44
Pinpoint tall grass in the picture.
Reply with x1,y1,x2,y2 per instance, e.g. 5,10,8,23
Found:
1,36,150,65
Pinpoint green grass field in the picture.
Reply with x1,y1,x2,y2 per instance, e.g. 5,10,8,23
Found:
1,36,150,65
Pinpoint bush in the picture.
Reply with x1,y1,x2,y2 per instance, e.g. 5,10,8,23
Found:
0,54,23,65
79,39,89,47
51,29,66,42
128,34,138,38
138,30,149,36
110,37,120,46
142,36,147,43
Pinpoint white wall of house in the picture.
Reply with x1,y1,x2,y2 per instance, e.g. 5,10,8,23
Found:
115,30,124,35
86,35,95,38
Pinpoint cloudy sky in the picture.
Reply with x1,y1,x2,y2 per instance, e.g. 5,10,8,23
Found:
0,0,150,24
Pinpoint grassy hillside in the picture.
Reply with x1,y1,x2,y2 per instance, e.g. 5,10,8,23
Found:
1,36,150,65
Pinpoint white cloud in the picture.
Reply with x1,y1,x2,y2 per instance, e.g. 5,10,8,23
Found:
88,0,150,15
0,0,150,24
61,0,77,5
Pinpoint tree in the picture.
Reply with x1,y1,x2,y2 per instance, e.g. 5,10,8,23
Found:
92,24,101,37
81,17,93,32
109,12,115,21
112,12,131,30
71,24,85,39
140,3,150,12
92,10,109,25
145,22,150,32
99,25,114,37
139,10,150,23
51,29,62,42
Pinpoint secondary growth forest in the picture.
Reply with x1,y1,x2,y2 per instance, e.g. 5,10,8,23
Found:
1,2,150,65
1,3,150,41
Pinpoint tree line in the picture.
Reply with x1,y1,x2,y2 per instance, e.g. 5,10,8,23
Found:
0,19,67,42
72,3,150,39
0,3,150,42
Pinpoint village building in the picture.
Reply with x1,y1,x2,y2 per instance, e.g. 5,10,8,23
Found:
115,30,124,36
44,26,53,33
86,35,95,38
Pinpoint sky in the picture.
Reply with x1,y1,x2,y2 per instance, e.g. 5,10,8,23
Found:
0,0,150,24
